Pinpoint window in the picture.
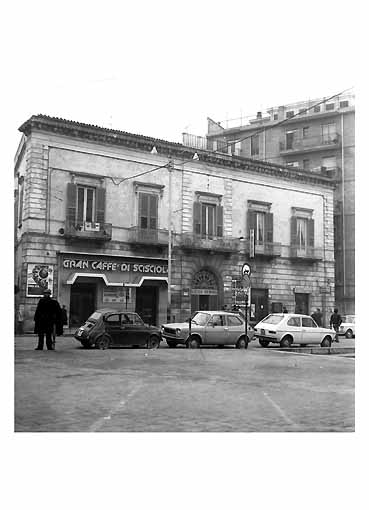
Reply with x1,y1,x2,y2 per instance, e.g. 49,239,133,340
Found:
77,186,95,223
138,192,158,230
287,317,301,327
296,217,307,249
286,111,294,119
291,208,314,256
285,130,296,150
302,126,309,138
303,159,310,170
210,314,225,326
228,315,243,326
299,108,307,115
314,105,320,113
251,135,259,156
325,103,335,111
193,194,223,238
17,176,24,226
247,201,274,252
322,156,336,170
321,123,337,144
340,100,349,108
302,317,317,328
105,314,121,323
256,212,265,245
273,114,278,121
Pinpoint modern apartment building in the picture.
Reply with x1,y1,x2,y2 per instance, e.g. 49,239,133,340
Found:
185,92,354,315
14,115,336,333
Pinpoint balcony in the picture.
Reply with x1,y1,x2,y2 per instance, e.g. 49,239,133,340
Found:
128,227,169,246
63,220,112,241
280,134,341,155
244,241,282,259
289,246,323,261
178,233,240,253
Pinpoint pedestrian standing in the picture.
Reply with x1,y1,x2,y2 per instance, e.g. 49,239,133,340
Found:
311,308,322,326
329,308,342,343
283,307,288,313
34,289,63,350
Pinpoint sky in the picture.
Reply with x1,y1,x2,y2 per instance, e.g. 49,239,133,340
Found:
2,1,365,508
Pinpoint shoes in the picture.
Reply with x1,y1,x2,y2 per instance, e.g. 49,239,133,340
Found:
35,347,43,350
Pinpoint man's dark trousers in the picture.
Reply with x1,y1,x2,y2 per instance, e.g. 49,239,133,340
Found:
37,331,54,350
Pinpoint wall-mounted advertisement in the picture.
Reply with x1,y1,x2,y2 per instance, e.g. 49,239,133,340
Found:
26,264,54,297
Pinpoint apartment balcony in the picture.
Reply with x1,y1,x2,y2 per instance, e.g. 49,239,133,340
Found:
128,227,169,246
178,233,240,253
289,246,323,261
63,220,112,241
280,134,341,155
243,241,282,259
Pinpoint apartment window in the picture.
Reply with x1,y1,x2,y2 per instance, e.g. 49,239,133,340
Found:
273,114,278,121
285,130,296,150
302,126,309,138
322,156,337,170
340,100,349,108
256,212,265,245
314,105,321,113
299,108,307,115
17,176,24,226
77,186,95,223
303,159,310,170
138,192,158,230
296,217,307,249
286,111,294,119
247,201,273,248
291,208,314,255
321,123,337,144
325,103,335,111
193,193,223,238
251,135,259,156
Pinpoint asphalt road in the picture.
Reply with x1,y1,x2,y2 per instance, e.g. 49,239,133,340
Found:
14,335,355,432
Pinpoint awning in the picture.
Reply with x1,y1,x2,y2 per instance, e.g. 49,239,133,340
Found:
66,272,168,287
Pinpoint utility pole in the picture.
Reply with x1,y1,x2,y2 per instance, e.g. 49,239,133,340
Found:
167,158,173,322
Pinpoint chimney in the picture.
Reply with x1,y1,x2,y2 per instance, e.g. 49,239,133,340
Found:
256,111,262,119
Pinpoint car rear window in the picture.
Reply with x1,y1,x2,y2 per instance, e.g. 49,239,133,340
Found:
87,312,102,322
260,314,284,325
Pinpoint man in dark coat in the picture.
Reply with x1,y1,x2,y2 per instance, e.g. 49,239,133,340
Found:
34,289,63,350
330,308,342,343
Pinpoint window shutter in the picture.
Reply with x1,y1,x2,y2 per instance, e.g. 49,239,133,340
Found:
96,187,106,224
18,185,24,225
291,216,297,246
149,194,158,230
193,201,201,235
265,212,274,243
216,205,223,237
66,183,77,225
307,218,314,247
247,210,257,236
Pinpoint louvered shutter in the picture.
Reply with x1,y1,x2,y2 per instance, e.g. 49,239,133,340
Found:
291,216,297,246
307,218,314,247
216,205,223,237
66,183,77,225
265,212,274,243
193,202,201,235
96,187,106,225
247,210,257,236
139,193,148,229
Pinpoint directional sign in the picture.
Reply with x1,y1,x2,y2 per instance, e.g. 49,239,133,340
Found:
241,263,252,279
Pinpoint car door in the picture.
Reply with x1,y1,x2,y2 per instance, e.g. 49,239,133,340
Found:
226,314,244,344
123,313,148,346
285,316,302,344
301,316,321,344
204,314,229,345
104,313,122,346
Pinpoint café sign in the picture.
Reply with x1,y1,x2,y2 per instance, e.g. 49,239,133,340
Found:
62,258,168,274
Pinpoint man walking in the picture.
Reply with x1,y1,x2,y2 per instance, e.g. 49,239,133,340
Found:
311,308,322,326
330,308,342,343
34,288,63,350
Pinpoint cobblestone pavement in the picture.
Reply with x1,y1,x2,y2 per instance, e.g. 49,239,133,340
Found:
14,335,355,432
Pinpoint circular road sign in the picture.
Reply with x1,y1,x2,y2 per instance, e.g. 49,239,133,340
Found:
241,263,252,279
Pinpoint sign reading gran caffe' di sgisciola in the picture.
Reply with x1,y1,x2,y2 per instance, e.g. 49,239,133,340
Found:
62,257,168,274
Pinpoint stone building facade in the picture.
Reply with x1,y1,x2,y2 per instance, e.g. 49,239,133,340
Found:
14,115,336,333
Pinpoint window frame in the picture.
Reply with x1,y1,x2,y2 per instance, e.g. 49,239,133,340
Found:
76,185,96,224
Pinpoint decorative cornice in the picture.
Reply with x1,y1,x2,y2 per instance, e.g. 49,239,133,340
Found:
19,115,335,188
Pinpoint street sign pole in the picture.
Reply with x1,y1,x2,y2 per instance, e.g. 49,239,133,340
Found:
241,264,252,345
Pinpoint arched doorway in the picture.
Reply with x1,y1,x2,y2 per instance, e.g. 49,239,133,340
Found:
191,269,219,313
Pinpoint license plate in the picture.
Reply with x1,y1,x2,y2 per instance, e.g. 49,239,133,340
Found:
261,329,265,335
77,329,83,337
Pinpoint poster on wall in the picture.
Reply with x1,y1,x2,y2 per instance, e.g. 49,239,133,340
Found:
26,264,54,297
103,286,130,304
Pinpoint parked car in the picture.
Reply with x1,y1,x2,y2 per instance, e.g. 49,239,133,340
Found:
254,313,335,348
161,311,254,349
338,315,355,338
74,309,161,349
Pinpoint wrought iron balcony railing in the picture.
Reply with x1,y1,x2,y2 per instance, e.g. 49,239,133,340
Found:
178,233,240,253
279,133,341,154
128,227,169,246
63,220,112,241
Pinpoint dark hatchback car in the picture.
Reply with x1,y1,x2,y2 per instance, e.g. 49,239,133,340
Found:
74,309,161,349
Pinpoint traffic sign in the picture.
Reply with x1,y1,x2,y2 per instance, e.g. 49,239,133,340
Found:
241,263,252,278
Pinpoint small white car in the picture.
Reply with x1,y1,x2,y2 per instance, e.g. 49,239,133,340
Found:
254,313,335,348
338,315,355,338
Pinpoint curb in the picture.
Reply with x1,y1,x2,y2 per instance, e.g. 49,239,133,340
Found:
281,347,355,355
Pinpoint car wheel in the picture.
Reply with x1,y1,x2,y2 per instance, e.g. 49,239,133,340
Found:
148,336,160,349
80,340,90,349
321,336,332,348
345,329,353,339
166,341,178,348
236,336,248,349
95,334,110,350
186,336,200,349
280,336,292,348
259,339,269,348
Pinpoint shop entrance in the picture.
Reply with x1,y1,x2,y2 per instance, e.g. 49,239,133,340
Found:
250,288,269,324
294,293,309,314
136,285,158,325
69,282,96,327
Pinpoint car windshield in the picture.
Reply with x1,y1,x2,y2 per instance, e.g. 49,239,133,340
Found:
191,312,210,326
87,312,102,322
260,314,284,325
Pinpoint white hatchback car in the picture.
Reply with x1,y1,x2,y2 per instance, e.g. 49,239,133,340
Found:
254,313,335,348
338,315,355,338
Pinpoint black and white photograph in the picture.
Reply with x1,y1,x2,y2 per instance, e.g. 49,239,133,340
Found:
2,0,365,508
